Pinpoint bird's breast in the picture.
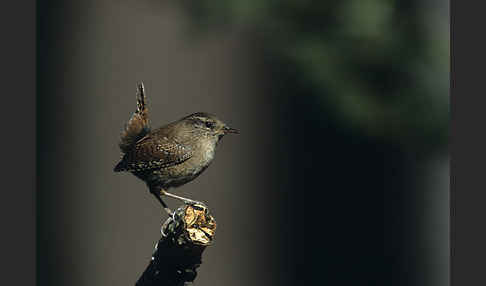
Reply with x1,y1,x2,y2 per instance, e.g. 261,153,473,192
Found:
200,145,216,166
187,142,215,175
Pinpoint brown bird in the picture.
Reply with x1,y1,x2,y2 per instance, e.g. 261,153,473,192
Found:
114,83,239,215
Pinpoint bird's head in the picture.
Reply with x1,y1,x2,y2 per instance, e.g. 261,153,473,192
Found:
182,112,239,140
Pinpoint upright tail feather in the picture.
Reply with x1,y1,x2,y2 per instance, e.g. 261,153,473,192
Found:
118,82,151,153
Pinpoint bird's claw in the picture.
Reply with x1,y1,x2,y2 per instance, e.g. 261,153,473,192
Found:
183,199,206,209
161,211,179,237
171,211,179,222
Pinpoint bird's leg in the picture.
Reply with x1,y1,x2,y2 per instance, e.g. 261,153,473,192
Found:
151,192,173,216
160,190,202,206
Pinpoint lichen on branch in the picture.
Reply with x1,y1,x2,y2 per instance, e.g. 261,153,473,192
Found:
136,203,217,286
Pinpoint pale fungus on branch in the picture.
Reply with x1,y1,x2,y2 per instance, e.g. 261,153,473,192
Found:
136,203,217,286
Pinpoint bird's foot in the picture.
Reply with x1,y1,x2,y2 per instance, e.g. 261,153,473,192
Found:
163,207,173,216
182,198,204,206
170,210,180,224
150,192,173,217
161,190,206,208
161,210,179,238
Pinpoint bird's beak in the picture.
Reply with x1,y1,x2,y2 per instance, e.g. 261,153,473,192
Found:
223,126,239,134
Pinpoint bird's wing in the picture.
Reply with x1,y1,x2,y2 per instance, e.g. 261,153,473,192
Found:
119,82,150,153
114,133,193,172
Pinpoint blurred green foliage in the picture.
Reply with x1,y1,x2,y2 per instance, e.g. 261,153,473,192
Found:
180,0,449,153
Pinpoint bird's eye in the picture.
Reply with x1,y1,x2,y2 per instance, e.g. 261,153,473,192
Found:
205,121,215,129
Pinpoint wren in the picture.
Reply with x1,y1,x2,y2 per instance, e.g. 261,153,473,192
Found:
114,83,238,215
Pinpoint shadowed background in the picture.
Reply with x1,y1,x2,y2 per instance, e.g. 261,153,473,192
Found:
37,0,448,286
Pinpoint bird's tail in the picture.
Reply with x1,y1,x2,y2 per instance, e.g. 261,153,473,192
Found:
113,157,128,172
118,82,150,153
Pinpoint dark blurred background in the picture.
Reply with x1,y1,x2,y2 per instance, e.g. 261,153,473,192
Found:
37,0,449,286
